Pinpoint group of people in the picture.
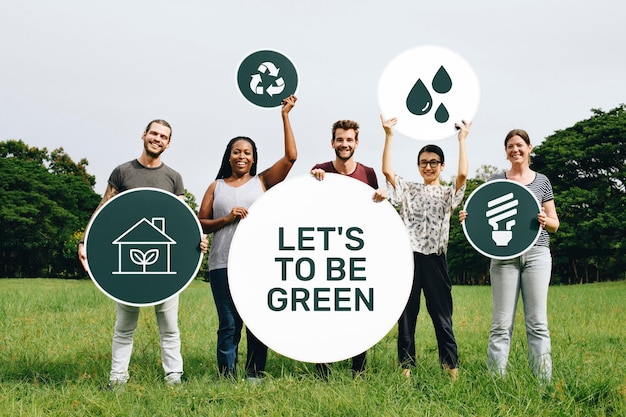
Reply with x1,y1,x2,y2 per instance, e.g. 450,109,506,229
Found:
78,94,559,387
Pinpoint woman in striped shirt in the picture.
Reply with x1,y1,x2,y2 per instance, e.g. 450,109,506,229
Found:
472,129,560,382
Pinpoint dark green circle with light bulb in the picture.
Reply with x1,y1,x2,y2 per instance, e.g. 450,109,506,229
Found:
462,179,541,260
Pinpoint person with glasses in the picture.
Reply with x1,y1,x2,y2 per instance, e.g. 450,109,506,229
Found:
381,115,471,380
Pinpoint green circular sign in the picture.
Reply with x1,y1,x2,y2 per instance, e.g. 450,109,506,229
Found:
84,188,203,306
237,50,298,108
462,179,541,260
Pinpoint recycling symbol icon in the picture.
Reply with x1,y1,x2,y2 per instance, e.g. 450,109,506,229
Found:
238,50,298,108
250,62,285,97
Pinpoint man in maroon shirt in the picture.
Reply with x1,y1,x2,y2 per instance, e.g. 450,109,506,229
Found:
311,119,386,202
310,119,386,378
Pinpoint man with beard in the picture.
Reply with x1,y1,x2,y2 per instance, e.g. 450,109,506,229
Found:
310,119,386,378
78,119,207,388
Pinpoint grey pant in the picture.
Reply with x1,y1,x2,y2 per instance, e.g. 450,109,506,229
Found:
110,295,183,382
488,246,552,380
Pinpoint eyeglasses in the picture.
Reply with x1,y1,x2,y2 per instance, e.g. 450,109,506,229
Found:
418,159,442,168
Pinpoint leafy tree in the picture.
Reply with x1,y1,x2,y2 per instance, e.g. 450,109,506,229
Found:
184,189,198,213
532,104,626,283
49,147,95,187
447,168,502,285
0,140,48,164
183,188,211,280
0,140,101,277
474,164,502,182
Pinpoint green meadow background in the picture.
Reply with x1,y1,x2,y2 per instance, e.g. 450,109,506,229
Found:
0,278,624,417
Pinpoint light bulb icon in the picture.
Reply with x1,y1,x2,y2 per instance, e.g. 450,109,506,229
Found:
486,192,518,246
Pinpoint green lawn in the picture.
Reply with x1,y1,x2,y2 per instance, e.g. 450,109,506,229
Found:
0,278,624,416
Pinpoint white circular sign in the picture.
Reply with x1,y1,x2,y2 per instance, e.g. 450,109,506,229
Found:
378,45,480,141
228,174,414,363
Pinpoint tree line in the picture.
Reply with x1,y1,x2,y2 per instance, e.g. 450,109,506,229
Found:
0,140,100,277
448,104,626,284
1,105,625,283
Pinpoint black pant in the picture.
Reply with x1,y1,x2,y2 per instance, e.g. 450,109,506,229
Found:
397,252,458,369
245,329,267,378
316,351,367,378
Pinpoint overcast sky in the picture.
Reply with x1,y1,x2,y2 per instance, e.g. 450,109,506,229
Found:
1,0,624,200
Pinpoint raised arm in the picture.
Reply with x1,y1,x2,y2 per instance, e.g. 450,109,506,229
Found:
381,114,398,189
259,95,298,189
454,120,471,192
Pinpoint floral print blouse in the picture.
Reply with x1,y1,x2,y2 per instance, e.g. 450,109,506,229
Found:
387,175,465,255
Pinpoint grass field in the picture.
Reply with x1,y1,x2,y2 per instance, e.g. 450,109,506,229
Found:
0,278,624,416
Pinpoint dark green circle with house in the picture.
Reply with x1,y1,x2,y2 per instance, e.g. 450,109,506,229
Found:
237,50,298,107
462,179,541,260
84,188,203,306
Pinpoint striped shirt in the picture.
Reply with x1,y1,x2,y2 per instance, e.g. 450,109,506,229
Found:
490,172,554,247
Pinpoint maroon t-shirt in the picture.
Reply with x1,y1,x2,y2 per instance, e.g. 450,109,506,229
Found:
311,161,379,189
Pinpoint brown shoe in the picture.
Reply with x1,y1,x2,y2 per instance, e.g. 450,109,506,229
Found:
443,365,458,381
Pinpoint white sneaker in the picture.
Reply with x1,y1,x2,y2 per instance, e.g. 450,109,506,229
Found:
165,372,183,386
246,376,263,385
106,379,127,391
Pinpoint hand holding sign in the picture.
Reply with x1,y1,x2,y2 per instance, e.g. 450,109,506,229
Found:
84,188,203,306
237,50,298,108
462,180,541,259
378,46,480,141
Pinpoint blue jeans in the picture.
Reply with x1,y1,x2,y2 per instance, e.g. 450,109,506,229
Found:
209,268,267,377
488,246,552,380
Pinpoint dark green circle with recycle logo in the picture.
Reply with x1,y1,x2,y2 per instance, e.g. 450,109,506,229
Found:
462,179,541,260
237,50,298,108
84,188,203,306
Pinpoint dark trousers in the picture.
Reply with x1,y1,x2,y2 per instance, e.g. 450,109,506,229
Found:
244,329,267,378
397,252,458,369
315,351,367,378
209,268,268,378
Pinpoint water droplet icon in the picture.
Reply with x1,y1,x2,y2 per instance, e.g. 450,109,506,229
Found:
406,79,432,115
432,66,452,94
434,103,449,123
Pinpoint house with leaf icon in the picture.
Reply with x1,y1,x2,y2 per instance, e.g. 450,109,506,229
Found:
112,217,177,275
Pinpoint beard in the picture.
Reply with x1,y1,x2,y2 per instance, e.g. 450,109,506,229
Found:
334,147,355,161
144,142,165,158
